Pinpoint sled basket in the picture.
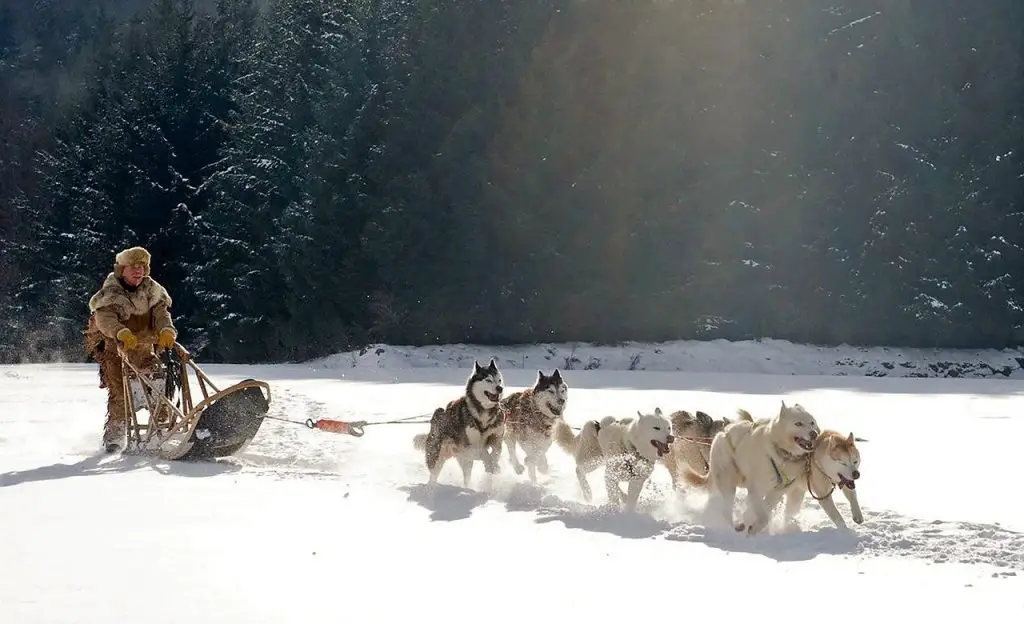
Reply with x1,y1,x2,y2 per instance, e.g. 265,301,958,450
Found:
118,341,271,461
160,378,271,461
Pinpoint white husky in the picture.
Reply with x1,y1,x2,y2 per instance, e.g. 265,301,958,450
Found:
684,401,820,534
554,408,674,512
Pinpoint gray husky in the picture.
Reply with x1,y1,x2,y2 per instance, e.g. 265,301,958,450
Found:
500,369,568,484
413,359,505,486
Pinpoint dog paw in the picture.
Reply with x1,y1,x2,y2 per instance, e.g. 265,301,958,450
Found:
853,514,864,525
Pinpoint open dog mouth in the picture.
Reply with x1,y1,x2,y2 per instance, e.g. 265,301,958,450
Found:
839,474,858,490
651,439,670,457
485,391,500,402
794,436,815,452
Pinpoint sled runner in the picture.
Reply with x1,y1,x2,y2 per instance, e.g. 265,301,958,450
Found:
116,339,272,461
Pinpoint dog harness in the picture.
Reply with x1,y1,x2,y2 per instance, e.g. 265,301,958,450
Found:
768,455,797,489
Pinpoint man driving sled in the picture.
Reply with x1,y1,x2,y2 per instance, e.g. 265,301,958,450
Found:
83,246,178,453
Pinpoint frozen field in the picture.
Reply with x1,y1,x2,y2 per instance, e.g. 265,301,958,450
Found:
2,345,1023,622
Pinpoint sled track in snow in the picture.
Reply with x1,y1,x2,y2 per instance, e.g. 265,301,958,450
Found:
233,386,351,478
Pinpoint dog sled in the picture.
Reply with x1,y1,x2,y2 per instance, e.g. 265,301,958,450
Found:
116,339,272,461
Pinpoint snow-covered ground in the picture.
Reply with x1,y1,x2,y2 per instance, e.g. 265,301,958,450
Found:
2,339,1023,623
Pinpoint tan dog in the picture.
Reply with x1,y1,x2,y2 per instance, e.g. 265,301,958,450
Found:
781,430,864,530
684,401,820,535
663,410,739,489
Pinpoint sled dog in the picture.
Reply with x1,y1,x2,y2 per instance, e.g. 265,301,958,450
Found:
781,430,863,530
413,359,505,486
500,369,568,484
663,409,742,489
683,401,820,534
554,408,674,513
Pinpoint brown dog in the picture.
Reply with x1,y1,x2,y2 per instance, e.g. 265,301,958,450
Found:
663,410,744,489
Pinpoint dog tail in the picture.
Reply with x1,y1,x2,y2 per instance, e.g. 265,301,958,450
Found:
736,408,754,423
413,407,444,450
682,467,710,489
554,418,593,455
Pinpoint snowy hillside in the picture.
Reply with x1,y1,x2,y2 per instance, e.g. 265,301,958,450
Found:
2,340,1023,622
314,338,1024,380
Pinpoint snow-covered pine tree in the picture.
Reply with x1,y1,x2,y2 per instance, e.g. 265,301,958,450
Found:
193,0,388,362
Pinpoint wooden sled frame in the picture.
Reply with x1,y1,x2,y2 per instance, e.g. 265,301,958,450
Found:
117,340,272,461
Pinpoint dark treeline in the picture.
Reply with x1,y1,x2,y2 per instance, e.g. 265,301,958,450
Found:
1,0,1022,364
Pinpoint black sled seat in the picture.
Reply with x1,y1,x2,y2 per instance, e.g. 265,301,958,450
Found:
166,379,271,461
117,340,272,461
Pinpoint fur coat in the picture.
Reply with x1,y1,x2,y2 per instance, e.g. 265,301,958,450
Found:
86,272,176,347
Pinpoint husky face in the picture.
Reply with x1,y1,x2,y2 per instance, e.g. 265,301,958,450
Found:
470,359,504,408
633,407,675,462
776,401,820,455
694,411,730,437
534,369,568,418
819,431,862,490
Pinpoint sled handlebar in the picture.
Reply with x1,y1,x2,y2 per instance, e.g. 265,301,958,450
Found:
115,334,182,353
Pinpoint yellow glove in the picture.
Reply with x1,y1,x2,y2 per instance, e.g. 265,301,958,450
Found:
116,328,138,350
158,328,176,350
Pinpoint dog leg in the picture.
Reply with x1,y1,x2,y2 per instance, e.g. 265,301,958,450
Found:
664,458,681,490
840,486,864,525
817,493,848,529
754,486,789,534
506,437,525,475
781,488,805,532
536,452,549,475
623,478,646,513
604,470,624,508
576,465,593,502
525,453,538,484
457,455,474,488
739,484,773,535
483,437,502,475
706,468,736,530
426,435,445,485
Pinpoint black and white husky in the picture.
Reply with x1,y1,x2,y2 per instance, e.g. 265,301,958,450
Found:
413,359,505,487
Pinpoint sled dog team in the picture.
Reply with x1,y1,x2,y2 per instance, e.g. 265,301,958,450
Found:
413,359,865,535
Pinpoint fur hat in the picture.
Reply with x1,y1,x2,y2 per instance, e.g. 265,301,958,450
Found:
114,246,151,277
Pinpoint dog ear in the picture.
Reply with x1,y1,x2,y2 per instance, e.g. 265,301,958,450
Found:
637,410,643,419
474,360,483,373
654,407,663,417
536,369,546,382
487,358,498,372
847,432,855,444
552,369,563,383
695,411,712,427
